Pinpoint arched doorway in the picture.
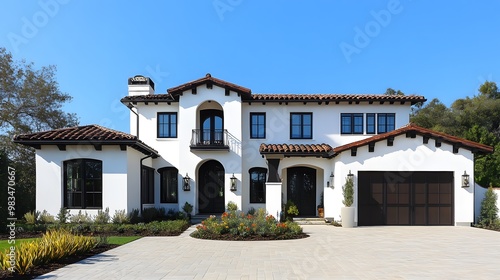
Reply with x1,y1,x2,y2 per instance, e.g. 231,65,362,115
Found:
200,109,223,146
287,167,317,216
198,160,225,213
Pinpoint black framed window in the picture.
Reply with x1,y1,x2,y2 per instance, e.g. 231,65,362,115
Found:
159,167,178,203
250,113,266,139
141,166,155,204
158,112,177,138
249,168,267,203
64,159,102,209
366,113,376,134
290,113,312,139
378,113,396,133
341,113,363,134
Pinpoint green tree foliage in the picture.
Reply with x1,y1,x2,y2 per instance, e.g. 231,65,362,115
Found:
384,88,405,96
411,81,500,187
342,175,354,207
479,186,498,227
0,48,78,216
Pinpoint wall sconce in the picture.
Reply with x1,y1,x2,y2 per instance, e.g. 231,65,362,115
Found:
230,173,237,191
462,171,470,188
327,172,334,188
183,173,190,191
347,170,354,180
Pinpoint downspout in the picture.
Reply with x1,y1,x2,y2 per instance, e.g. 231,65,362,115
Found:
140,153,154,215
126,103,139,138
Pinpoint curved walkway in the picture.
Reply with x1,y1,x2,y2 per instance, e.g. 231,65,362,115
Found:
36,225,500,279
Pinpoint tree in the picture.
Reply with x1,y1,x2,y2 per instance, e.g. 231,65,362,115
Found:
479,81,499,99
479,186,499,227
410,98,456,134
384,88,404,96
0,47,78,217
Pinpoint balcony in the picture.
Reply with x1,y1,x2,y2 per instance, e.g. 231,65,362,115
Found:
190,129,230,151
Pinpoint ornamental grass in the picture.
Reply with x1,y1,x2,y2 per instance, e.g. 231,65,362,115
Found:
191,208,304,240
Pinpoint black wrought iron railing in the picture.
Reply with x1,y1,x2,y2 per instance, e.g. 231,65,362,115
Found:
190,129,229,149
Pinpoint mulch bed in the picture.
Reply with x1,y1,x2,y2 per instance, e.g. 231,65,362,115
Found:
191,232,309,241
0,244,117,279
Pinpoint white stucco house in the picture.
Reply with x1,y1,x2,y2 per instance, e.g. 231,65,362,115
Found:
14,74,493,226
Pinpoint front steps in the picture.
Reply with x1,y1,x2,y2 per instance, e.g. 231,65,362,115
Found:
293,217,327,225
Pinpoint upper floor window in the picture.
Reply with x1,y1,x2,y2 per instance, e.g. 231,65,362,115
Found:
290,113,312,139
249,167,267,203
341,113,363,134
64,159,102,209
159,167,178,203
366,113,376,134
250,113,266,139
158,112,177,138
378,113,395,133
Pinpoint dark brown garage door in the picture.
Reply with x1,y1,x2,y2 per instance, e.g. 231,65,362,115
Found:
358,171,454,226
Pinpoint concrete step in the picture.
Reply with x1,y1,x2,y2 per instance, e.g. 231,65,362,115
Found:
293,217,327,225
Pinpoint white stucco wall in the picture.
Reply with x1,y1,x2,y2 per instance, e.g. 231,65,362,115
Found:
328,135,475,226
35,145,147,217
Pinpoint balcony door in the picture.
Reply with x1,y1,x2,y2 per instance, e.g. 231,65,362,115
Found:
200,109,223,145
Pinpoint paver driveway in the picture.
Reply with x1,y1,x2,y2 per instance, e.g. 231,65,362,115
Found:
36,225,500,279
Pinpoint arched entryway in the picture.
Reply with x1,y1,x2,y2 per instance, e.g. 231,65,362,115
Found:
198,160,225,214
287,167,317,216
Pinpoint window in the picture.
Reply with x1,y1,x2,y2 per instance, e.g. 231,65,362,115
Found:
249,168,267,203
378,113,395,133
341,113,363,134
141,166,154,204
159,167,178,203
290,113,312,139
366,113,376,134
64,159,102,209
158,112,177,138
250,113,266,139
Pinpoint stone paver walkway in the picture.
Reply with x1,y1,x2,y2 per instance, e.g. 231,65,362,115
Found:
36,225,500,279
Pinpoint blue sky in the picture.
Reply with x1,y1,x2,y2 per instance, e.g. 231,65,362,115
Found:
1,0,499,133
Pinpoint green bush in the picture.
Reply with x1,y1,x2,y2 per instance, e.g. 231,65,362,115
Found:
182,202,193,215
70,210,93,224
112,209,129,224
57,207,71,224
227,201,238,212
94,207,111,224
128,209,141,224
284,201,299,221
142,208,160,223
39,210,55,224
191,208,303,240
479,186,499,227
23,211,40,225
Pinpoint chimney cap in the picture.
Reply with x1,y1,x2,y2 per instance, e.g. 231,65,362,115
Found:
128,75,155,90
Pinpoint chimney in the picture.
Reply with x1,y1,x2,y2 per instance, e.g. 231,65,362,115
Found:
128,75,155,96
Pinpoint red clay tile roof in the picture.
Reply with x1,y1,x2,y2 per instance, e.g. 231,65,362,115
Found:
13,125,159,157
121,74,426,105
167,73,252,97
259,143,334,158
333,123,493,155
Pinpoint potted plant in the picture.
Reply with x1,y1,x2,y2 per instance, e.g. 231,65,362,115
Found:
341,172,355,228
285,200,299,221
317,191,324,218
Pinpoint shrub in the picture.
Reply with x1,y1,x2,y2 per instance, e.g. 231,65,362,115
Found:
284,201,299,221
23,211,40,225
0,229,96,275
479,186,499,227
94,207,111,224
39,210,55,224
112,209,130,224
56,207,71,224
247,207,256,215
191,209,303,240
69,210,93,224
227,201,238,212
182,202,193,215
128,208,141,224
342,174,354,207
142,207,159,223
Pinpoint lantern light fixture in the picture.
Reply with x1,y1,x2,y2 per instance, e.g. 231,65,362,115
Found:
462,171,470,188
230,173,237,191
183,173,190,191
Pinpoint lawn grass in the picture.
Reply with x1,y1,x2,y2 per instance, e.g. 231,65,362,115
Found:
0,236,141,251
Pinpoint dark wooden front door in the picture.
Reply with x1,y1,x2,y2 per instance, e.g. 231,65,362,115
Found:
287,167,317,216
198,160,225,214
358,171,454,226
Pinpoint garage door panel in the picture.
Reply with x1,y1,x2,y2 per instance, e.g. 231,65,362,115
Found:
358,171,453,226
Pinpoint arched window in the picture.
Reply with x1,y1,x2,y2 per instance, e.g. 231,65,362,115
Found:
159,167,178,203
249,167,267,203
64,159,102,209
